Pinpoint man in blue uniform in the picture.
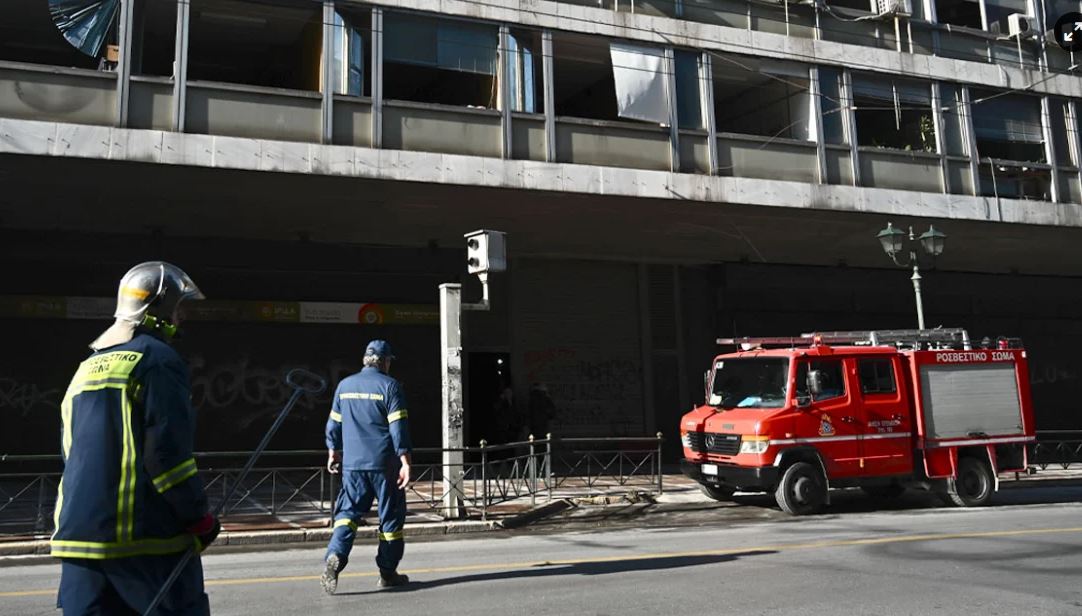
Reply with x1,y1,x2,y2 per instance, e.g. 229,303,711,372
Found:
53,262,220,615
321,339,413,594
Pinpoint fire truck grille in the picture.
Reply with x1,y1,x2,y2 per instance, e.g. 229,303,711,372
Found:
687,432,741,456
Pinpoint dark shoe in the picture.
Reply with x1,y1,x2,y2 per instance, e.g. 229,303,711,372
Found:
321,554,342,595
377,569,409,588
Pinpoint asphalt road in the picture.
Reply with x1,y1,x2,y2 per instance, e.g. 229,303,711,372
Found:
3,487,1082,616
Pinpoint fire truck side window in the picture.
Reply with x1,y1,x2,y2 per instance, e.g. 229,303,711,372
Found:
795,359,846,401
858,358,897,395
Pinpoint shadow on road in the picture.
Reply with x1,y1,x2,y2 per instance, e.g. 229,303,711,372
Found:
336,550,775,596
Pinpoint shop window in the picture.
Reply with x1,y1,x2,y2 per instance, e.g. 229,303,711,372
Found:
507,29,543,114
383,13,498,108
331,8,370,97
979,163,1052,199
935,0,983,28
852,75,936,152
971,90,1046,163
713,54,811,141
188,0,323,91
675,50,703,130
0,0,106,69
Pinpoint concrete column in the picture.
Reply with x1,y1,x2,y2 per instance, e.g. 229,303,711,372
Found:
499,25,513,159
700,52,719,175
1069,100,1082,199
116,0,135,127
961,86,981,197
1041,97,1061,202
440,283,465,519
930,81,949,193
371,7,384,149
665,47,680,173
172,0,190,132
321,1,335,145
810,66,828,184
841,69,861,186
542,30,556,163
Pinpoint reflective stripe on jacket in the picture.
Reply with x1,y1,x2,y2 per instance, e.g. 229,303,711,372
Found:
51,333,208,559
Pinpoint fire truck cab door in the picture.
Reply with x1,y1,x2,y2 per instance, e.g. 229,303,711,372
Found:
856,356,913,476
795,358,864,478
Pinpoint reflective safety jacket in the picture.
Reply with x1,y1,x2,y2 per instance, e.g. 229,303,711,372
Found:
326,366,413,471
51,333,208,559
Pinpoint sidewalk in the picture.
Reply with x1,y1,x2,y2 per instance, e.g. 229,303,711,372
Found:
3,468,1080,563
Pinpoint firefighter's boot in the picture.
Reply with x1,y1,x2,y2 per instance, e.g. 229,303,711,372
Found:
377,569,409,588
321,554,342,595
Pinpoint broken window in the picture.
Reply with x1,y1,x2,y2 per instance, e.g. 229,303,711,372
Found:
934,0,983,28
713,55,811,140
983,0,1028,34
852,75,936,152
675,50,703,130
188,0,323,91
979,163,1052,199
610,42,670,124
819,68,846,144
0,0,107,69
133,0,178,77
971,90,1046,163
383,13,498,108
939,84,968,156
331,7,370,97
506,29,543,114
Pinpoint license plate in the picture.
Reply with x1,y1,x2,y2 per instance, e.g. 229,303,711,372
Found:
702,463,718,476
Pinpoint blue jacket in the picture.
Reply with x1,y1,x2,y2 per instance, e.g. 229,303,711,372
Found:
325,367,413,471
51,333,208,559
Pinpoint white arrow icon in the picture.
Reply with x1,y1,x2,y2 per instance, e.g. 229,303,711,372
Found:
1075,21,1082,31
1067,32,1075,42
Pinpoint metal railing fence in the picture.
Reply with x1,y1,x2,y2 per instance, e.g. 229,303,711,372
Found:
0,434,664,537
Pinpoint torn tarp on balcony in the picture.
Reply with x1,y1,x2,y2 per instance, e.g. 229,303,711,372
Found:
48,0,119,58
609,42,670,125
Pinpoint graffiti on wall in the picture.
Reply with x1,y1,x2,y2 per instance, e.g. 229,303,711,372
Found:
523,348,643,436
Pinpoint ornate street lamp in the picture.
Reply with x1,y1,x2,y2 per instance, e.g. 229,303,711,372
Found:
876,222,947,330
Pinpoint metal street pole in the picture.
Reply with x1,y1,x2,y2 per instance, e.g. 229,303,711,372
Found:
439,283,465,519
910,255,926,330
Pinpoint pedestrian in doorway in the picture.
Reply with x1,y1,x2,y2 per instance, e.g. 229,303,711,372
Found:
528,382,557,439
321,340,413,594
53,262,219,615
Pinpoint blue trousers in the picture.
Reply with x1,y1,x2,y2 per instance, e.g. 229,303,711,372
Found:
57,552,209,615
325,469,406,572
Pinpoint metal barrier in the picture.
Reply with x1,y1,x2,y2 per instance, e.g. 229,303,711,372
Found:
0,434,665,536
1031,431,1082,470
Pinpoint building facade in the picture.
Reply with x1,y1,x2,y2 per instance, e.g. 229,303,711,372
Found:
3,0,1082,457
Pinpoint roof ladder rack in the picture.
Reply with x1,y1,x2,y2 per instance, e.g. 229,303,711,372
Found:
717,328,972,350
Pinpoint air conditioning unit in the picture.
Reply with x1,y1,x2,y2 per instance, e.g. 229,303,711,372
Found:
876,0,912,16
1008,13,1036,38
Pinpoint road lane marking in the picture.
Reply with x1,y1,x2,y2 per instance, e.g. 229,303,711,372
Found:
4,525,1081,598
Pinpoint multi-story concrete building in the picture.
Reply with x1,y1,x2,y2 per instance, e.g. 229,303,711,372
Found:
3,0,1082,456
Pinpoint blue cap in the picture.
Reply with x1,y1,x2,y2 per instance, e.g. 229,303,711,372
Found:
365,339,395,359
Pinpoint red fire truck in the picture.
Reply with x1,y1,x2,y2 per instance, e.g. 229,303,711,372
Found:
680,329,1035,515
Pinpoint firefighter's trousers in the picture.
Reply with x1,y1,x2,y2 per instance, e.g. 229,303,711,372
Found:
57,552,209,615
325,468,406,573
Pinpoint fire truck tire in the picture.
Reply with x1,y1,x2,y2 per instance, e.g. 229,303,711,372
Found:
948,456,993,507
775,462,826,515
700,485,736,501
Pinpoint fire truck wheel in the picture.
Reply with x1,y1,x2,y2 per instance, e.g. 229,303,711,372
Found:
700,484,736,501
949,456,993,507
775,461,826,515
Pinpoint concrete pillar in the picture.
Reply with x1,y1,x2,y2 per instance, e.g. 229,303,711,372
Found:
542,30,556,163
321,1,335,145
172,0,190,132
700,52,719,176
116,0,135,127
371,7,384,149
500,25,513,160
440,283,465,519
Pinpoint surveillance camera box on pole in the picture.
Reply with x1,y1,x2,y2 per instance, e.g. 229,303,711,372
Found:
464,230,507,275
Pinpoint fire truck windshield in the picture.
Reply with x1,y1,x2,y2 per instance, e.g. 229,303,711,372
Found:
709,358,790,409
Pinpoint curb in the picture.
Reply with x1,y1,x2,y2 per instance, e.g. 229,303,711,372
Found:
499,499,576,529
0,520,501,563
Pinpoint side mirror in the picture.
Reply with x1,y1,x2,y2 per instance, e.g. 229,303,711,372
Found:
704,370,711,403
807,370,824,398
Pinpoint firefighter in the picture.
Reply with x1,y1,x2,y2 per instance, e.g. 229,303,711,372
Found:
52,262,220,615
321,340,413,595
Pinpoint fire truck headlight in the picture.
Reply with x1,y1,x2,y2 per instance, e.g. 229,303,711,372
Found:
680,432,692,448
739,437,769,454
